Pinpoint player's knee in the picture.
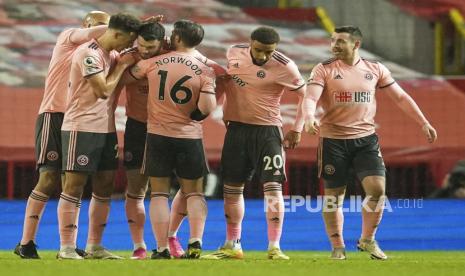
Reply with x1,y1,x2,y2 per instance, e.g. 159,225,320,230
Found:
367,188,385,199
223,184,244,199
93,182,114,198
35,170,61,195
127,183,147,198
323,193,345,212
362,175,385,198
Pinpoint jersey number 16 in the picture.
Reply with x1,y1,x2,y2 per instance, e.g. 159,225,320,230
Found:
157,70,192,104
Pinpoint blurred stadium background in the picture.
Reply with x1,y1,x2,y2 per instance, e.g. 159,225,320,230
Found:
0,0,464,252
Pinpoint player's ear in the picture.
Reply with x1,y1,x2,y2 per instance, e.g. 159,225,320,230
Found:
114,31,122,40
354,39,361,50
175,34,182,44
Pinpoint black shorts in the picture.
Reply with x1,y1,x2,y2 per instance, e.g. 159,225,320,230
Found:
221,122,286,184
124,117,147,169
35,112,64,171
318,133,386,188
61,131,118,173
142,133,208,179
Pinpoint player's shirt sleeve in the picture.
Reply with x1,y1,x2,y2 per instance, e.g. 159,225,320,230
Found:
226,46,234,61
200,67,216,95
276,61,306,95
226,46,239,69
129,58,150,80
377,62,396,89
307,63,326,88
80,49,104,78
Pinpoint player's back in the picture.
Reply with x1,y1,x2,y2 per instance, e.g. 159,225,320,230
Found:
143,51,215,139
38,28,80,114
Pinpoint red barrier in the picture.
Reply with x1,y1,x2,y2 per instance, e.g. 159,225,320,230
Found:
242,7,318,23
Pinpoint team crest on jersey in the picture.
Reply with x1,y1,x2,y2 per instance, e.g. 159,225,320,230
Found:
364,72,373,80
324,164,336,175
77,155,89,166
46,151,59,161
124,151,133,162
257,70,266,79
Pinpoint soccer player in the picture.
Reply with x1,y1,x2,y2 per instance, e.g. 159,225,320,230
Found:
14,11,110,259
166,49,227,260
304,26,437,260
201,26,308,260
121,22,166,260
57,13,140,260
128,19,216,259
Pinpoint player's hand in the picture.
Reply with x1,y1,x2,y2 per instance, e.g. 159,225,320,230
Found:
222,119,229,128
216,74,231,81
304,118,320,135
422,123,437,143
118,52,136,66
283,130,301,149
162,36,172,52
142,14,164,23
119,46,138,56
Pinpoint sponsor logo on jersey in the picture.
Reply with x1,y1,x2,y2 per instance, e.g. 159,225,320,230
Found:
334,91,372,103
231,75,248,87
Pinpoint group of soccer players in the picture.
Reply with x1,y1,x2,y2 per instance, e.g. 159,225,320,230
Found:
14,10,437,261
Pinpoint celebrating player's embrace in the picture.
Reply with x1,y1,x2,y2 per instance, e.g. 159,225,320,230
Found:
14,9,437,261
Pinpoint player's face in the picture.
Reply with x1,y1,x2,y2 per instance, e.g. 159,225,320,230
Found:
250,40,276,66
137,36,163,59
331,32,358,60
114,31,137,52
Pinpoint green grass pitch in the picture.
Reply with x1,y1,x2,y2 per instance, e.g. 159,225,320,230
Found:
1,251,464,276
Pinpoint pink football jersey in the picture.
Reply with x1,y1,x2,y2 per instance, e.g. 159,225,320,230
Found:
222,45,306,126
308,58,395,139
131,50,215,139
61,39,118,133
38,26,107,114
39,28,81,114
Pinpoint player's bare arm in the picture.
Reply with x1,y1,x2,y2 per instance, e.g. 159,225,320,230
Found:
191,90,217,121
69,25,108,45
384,82,438,143
304,83,323,135
88,54,135,99
283,86,308,149
142,14,164,24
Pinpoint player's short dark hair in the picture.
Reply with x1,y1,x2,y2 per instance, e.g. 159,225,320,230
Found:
139,22,165,41
108,13,141,34
251,26,280,45
173,20,204,47
335,25,363,41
